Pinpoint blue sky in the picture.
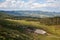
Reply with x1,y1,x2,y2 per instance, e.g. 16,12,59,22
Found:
0,0,60,12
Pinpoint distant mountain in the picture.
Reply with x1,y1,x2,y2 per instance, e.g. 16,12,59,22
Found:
0,11,14,19
0,11,60,18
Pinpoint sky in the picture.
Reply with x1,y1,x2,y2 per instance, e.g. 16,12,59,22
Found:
0,0,60,12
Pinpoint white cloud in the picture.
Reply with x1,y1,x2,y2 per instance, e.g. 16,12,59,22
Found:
0,0,60,12
0,0,47,9
46,0,56,2
0,0,25,8
30,3,46,8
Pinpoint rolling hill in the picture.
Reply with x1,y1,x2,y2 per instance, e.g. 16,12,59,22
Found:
0,11,60,18
0,11,60,40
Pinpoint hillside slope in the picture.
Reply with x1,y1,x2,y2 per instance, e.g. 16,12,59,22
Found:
0,19,60,40
0,12,60,40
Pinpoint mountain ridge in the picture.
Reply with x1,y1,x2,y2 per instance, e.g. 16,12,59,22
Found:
0,10,60,18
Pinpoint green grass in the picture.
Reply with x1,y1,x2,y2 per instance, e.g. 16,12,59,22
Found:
5,19,60,35
0,19,60,40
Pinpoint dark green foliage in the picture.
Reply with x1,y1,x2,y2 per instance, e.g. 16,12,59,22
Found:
0,12,60,40
40,17,60,25
0,20,34,40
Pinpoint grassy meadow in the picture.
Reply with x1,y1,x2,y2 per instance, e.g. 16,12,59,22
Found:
0,12,60,40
